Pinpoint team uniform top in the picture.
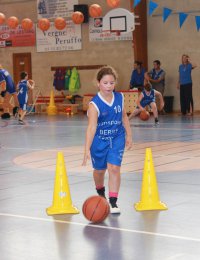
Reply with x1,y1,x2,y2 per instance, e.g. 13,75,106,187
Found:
18,80,28,110
89,91,126,170
179,63,193,85
90,92,125,140
140,89,155,108
0,69,16,94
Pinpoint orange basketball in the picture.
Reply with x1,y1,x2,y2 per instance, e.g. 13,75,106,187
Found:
0,13,6,25
82,195,110,223
71,11,84,25
106,0,120,8
89,4,102,18
54,17,66,30
21,18,33,31
140,110,150,121
38,18,50,31
7,16,19,29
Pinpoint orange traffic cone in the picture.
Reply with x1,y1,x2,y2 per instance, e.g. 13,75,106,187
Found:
46,152,79,215
47,90,57,115
134,148,168,211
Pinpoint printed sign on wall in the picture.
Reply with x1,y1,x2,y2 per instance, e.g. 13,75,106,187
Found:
0,25,35,48
37,0,78,19
36,21,81,52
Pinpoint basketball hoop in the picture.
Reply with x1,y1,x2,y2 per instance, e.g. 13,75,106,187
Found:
101,30,121,36
112,30,121,36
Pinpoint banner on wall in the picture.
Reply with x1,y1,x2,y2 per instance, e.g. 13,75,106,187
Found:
37,0,78,19
89,18,133,42
36,21,81,52
0,25,35,48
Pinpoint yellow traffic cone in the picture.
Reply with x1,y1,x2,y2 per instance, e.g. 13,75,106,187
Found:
47,90,57,115
46,152,79,215
134,148,168,211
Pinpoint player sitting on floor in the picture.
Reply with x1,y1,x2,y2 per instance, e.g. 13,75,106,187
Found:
128,82,164,126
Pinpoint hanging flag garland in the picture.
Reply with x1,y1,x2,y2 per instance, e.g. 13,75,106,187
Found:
179,12,188,28
133,0,141,8
133,0,200,31
163,8,172,23
148,1,158,16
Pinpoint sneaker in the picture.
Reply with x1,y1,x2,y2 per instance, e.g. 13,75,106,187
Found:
96,187,106,199
155,121,159,126
18,119,25,125
109,197,121,214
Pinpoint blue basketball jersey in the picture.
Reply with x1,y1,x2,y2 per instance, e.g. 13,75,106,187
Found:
0,69,15,93
140,89,155,107
18,80,28,105
90,92,125,140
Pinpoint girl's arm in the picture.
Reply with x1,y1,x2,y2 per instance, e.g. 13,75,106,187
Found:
128,93,144,120
136,93,145,111
123,109,133,150
82,103,98,166
27,79,35,89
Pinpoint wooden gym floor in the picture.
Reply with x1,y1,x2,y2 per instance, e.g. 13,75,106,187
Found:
0,113,200,260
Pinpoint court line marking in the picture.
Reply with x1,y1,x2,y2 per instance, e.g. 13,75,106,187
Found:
0,213,200,243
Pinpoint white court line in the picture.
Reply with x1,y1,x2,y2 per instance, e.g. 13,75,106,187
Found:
0,213,200,243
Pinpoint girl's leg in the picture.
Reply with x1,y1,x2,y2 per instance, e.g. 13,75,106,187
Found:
107,163,121,213
12,93,19,107
20,110,27,121
93,169,106,197
107,163,121,193
150,102,159,124
151,102,158,119
128,108,141,120
2,93,13,113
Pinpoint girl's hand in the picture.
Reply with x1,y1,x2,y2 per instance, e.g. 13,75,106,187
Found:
126,135,133,150
82,151,90,166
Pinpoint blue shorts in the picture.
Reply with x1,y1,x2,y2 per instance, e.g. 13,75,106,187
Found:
140,100,155,108
90,133,125,170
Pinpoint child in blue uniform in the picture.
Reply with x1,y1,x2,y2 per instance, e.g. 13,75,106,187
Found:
82,66,132,214
0,64,19,117
17,71,35,124
129,82,164,125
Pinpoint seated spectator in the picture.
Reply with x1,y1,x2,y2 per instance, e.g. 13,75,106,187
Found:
129,61,146,91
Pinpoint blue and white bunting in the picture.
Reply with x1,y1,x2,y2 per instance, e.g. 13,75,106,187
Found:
179,13,188,28
148,1,158,16
195,16,200,31
163,7,172,22
133,0,141,8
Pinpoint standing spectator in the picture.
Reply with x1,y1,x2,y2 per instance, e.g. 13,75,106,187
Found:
0,64,19,119
177,54,197,116
129,61,146,91
149,60,166,114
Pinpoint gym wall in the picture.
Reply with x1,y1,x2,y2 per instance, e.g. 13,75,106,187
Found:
0,0,134,97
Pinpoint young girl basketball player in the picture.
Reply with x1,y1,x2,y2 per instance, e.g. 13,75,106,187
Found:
17,71,35,125
82,66,132,214
128,82,164,126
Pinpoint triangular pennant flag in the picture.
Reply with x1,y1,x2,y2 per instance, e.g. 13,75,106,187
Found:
179,12,188,28
148,1,158,16
163,7,172,22
195,16,200,31
133,0,141,8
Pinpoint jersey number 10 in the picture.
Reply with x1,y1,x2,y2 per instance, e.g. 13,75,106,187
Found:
114,105,121,113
